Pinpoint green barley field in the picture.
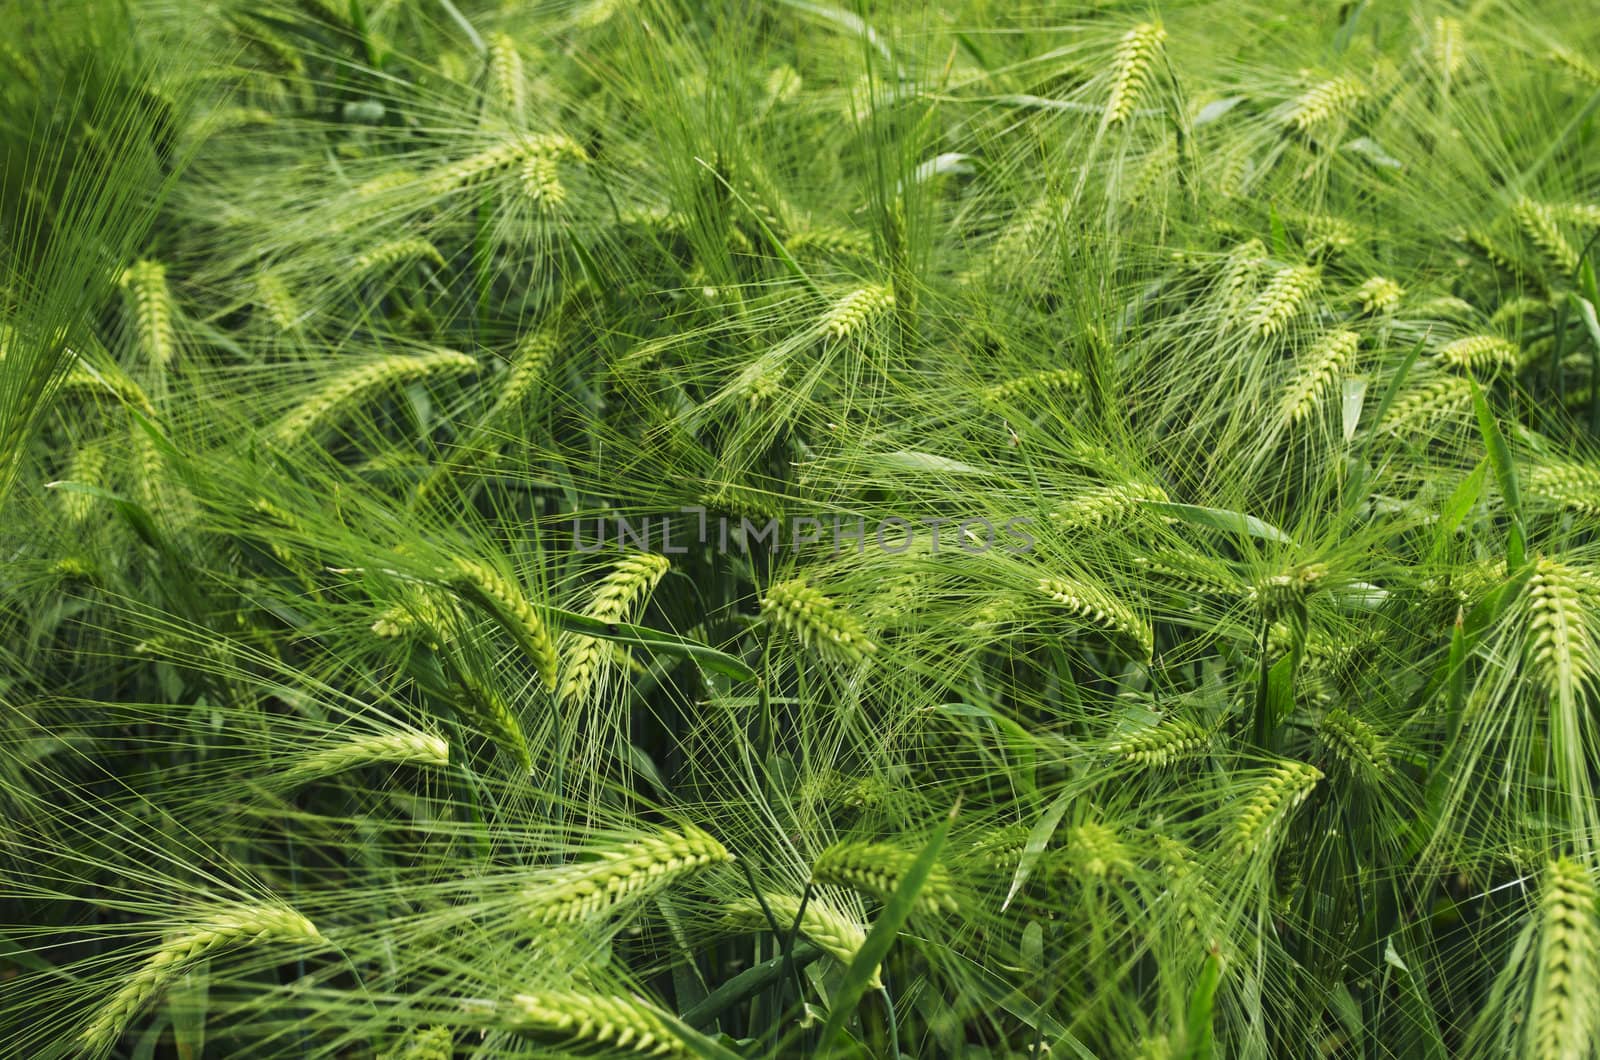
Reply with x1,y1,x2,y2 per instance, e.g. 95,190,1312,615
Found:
4,0,1600,1055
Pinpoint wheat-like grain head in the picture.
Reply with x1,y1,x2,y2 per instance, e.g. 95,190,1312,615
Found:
821,284,895,341
1550,47,1600,89
1243,264,1320,339
378,1025,453,1060
1379,374,1472,434
1279,328,1360,424
1490,296,1553,328
256,270,302,332
1437,334,1520,373
1284,75,1365,133
523,826,733,925
1232,760,1322,858
1317,708,1391,780
444,555,560,692
424,134,586,198
287,728,449,784
1354,276,1403,315
486,31,526,115
561,552,671,704
1430,16,1465,78
788,223,872,259
725,892,879,986
982,367,1087,406
57,442,108,525
520,152,566,211
811,840,960,914
762,577,877,664
1108,719,1210,767
1066,821,1134,880
271,349,477,447
1552,203,1600,229
1133,549,1248,597
354,237,446,275
1513,196,1580,274
1527,857,1600,1060
1037,576,1154,658
371,586,462,648
1105,23,1167,127
78,903,322,1053
1527,460,1600,519
1526,557,1596,711
1217,238,1268,318
1250,562,1329,613
1051,480,1169,532
120,259,176,369
453,677,534,772
510,991,694,1057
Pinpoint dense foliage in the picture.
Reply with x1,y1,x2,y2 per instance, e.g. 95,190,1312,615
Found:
4,0,1600,1056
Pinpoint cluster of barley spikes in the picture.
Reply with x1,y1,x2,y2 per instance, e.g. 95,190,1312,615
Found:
7,0,1600,1056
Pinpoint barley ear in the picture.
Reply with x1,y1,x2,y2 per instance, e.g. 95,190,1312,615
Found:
1527,858,1600,1060
120,258,177,368
820,284,895,341
762,578,877,664
1284,75,1365,133
78,903,322,1053
509,991,697,1058
1232,760,1322,859
442,556,560,692
812,840,959,914
271,349,477,448
1105,23,1167,127
726,892,880,987
1108,719,1209,767
285,728,449,785
1037,576,1154,658
522,826,733,925
485,31,526,116
561,552,671,704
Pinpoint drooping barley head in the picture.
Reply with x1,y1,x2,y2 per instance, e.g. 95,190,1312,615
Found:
523,826,733,925
1038,576,1154,658
762,577,877,664
509,991,695,1058
354,237,445,275
1526,558,1596,710
444,556,560,692
812,840,960,914
286,728,449,785
1279,329,1360,424
1438,334,1520,373
1104,23,1167,127
120,259,176,369
1051,480,1168,532
725,892,879,986
1108,719,1210,767
821,284,895,341
1284,75,1365,133
1354,276,1403,315
1527,460,1600,519
1317,708,1391,780
486,31,525,116
1527,858,1600,1060
1243,265,1320,339
1513,196,1580,275
982,367,1087,406
1232,760,1322,858
79,903,322,1053
561,552,671,704
272,349,477,447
